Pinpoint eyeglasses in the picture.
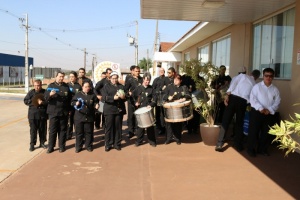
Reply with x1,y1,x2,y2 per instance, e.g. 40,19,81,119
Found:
264,74,274,78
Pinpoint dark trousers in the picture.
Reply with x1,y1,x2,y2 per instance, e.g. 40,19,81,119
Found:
165,122,182,142
187,110,201,134
127,101,136,133
216,95,247,147
95,111,105,128
74,121,94,150
29,118,47,146
105,114,123,148
48,115,68,149
247,109,276,153
215,101,225,124
135,126,156,145
155,106,165,134
67,110,75,137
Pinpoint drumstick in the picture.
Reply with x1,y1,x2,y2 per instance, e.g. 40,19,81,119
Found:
168,92,177,100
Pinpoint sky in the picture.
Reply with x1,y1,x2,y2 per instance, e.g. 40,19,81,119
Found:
0,0,198,71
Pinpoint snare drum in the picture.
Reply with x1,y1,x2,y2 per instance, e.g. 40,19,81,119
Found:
134,107,156,128
163,100,193,122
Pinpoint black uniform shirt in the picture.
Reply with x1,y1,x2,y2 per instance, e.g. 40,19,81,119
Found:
71,91,99,122
124,75,143,97
163,84,191,102
44,81,72,116
24,88,47,120
68,82,82,97
152,75,166,93
102,82,127,115
132,85,156,108
94,78,109,96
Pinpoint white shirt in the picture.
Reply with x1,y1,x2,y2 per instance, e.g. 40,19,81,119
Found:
250,81,281,115
227,74,256,102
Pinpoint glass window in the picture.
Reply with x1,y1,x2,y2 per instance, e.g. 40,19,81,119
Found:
198,45,209,64
252,8,295,79
184,52,190,61
212,35,231,73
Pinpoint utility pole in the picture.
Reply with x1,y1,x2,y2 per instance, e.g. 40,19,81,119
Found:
146,49,149,71
84,48,86,71
24,14,29,93
153,20,159,76
135,21,138,66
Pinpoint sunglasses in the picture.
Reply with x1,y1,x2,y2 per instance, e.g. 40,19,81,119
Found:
264,74,274,78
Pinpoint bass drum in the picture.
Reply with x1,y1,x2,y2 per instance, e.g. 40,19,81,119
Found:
134,107,155,128
163,100,193,123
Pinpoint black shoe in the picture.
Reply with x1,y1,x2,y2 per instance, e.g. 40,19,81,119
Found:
176,141,181,145
87,147,93,152
215,145,223,152
135,143,141,147
128,132,134,139
29,145,34,152
59,147,66,153
164,140,171,145
158,131,165,135
150,143,157,147
47,148,54,154
39,143,47,149
247,149,256,157
75,148,82,153
115,146,121,151
95,126,100,130
105,146,111,152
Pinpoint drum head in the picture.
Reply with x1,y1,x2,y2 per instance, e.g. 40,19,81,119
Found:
163,100,191,108
134,106,151,114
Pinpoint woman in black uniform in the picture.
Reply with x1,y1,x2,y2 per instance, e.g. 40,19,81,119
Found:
163,74,191,145
71,81,99,153
101,72,127,151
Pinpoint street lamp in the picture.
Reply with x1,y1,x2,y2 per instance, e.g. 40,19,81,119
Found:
127,21,138,66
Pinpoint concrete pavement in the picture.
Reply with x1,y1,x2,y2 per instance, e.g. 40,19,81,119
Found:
0,93,300,200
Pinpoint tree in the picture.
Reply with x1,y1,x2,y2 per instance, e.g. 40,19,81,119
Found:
138,57,152,71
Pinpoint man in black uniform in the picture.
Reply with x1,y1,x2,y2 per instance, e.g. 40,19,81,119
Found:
45,71,72,153
71,81,99,153
152,67,167,135
124,65,143,138
163,74,191,145
101,72,127,151
78,68,93,89
67,71,82,140
24,79,47,151
94,68,112,129
211,65,231,123
132,72,157,147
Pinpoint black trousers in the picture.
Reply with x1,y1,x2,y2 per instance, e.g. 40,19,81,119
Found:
215,101,225,124
127,101,137,133
165,122,182,142
105,114,123,148
216,95,247,147
29,118,47,145
247,109,276,152
74,121,94,150
135,126,156,145
95,111,105,127
187,110,201,134
155,106,165,133
67,110,75,137
48,115,68,149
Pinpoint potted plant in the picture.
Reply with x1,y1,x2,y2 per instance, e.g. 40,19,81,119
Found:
181,59,221,145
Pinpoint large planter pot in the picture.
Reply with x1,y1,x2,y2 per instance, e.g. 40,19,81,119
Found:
200,123,220,146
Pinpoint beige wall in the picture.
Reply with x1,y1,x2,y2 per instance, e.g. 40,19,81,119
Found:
180,3,300,146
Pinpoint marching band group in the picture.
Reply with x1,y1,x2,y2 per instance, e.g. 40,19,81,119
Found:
24,65,281,157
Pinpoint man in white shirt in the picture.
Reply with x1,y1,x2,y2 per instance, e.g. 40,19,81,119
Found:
247,68,281,157
215,69,261,152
